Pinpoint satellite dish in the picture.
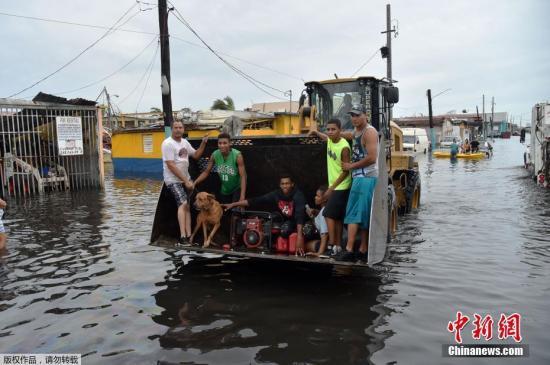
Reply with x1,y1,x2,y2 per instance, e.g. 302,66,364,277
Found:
222,116,244,137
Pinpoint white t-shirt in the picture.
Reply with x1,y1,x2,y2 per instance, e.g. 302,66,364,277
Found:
314,207,328,235
161,137,196,184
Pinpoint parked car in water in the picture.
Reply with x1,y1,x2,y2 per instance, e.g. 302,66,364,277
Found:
440,136,462,148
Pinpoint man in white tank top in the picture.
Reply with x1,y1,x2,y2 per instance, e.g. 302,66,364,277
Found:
334,106,379,262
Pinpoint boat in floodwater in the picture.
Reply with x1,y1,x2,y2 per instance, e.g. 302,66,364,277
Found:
433,151,487,159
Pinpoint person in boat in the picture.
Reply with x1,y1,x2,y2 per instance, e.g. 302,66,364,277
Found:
335,106,379,263
470,139,480,153
308,118,351,256
461,139,471,153
304,185,329,256
0,198,7,251
193,132,247,204
450,138,460,158
161,120,208,245
223,174,306,255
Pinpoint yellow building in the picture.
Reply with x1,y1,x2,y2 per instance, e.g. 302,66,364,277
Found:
112,112,312,174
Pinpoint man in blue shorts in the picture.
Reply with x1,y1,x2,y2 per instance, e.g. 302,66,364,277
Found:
334,106,378,262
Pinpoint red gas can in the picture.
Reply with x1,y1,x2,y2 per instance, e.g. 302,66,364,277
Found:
276,236,288,253
288,233,299,254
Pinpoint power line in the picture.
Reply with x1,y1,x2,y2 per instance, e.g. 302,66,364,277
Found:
135,42,159,113
0,9,304,83
26,36,159,98
6,2,140,98
0,11,154,35
118,41,160,106
168,2,288,101
170,35,304,82
170,7,286,98
351,48,380,77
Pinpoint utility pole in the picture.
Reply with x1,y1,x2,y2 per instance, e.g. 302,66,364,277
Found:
427,89,435,151
385,4,392,85
491,96,495,141
381,4,396,121
482,94,486,139
476,105,480,138
158,0,173,137
104,87,113,131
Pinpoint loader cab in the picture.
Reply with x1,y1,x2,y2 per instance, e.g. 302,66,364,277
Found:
301,77,398,137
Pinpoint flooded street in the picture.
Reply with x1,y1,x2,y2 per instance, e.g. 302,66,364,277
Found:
1,137,549,364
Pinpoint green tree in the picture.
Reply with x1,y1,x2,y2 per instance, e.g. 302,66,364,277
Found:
211,96,235,111
150,107,162,113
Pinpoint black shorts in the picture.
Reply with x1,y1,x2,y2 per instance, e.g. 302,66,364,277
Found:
323,189,350,220
217,189,241,205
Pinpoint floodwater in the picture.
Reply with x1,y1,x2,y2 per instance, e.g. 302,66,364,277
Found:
1,137,549,364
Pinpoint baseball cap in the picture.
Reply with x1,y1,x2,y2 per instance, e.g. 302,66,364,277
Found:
347,105,364,116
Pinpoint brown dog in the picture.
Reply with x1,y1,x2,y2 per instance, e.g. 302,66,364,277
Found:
190,192,223,248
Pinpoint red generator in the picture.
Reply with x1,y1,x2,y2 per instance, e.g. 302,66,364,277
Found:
242,217,264,248
231,211,281,251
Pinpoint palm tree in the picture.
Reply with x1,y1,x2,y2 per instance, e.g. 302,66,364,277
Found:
211,96,235,111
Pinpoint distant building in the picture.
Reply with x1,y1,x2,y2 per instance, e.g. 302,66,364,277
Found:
394,112,509,144
251,101,299,113
116,112,162,129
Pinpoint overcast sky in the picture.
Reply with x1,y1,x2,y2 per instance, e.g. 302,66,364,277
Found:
1,0,548,123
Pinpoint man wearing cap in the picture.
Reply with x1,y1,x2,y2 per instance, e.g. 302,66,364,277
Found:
334,106,379,262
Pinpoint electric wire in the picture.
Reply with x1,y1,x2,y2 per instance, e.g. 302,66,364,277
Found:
0,9,303,83
27,36,159,98
0,11,156,36
118,40,160,106
170,35,303,82
170,8,286,99
135,42,159,113
168,3,288,101
6,2,139,98
351,48,380,77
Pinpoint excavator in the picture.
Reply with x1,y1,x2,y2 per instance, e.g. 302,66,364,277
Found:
150,76,420,266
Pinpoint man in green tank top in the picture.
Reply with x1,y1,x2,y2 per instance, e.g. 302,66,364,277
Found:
194,132,247,204
308,118,351,255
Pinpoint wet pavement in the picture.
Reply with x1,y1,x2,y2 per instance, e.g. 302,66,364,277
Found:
1,137,549,364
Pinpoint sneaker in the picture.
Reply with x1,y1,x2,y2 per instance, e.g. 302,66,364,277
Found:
356,251,368,263
178,236,191,246
331,245,342,256
322,244,334,256
333,249,356,262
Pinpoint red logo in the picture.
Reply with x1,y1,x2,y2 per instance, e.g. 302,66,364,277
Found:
447,311,470,344
448,312,522,344
498,313,522,343
472,313,494,340
278,200,294,218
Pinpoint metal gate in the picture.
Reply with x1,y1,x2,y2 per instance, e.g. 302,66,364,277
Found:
0,99,103,197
